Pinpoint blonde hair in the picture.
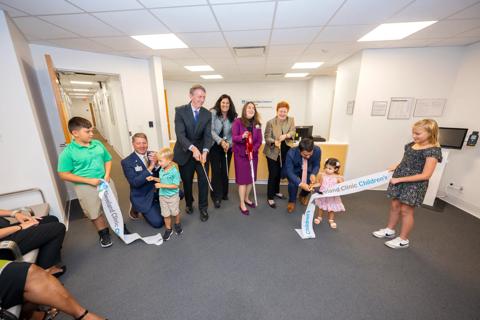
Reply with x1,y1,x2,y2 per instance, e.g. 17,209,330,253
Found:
413,119,440,147
157,147,174,161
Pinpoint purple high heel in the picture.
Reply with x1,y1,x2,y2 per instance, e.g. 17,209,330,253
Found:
239,206,250,215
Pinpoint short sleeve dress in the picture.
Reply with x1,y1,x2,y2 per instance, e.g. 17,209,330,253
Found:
387,142,442,207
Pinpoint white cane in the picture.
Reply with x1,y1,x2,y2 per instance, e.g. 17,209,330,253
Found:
201,162,214,192
249,158,258,207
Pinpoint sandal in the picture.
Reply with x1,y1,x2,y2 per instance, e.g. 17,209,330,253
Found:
314,217,322,225
329,220,337,229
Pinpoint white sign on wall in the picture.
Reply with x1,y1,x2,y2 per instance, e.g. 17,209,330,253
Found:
414,98,446,117
240,99,273,108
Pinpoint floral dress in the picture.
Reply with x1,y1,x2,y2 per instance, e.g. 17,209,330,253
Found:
387,142,442,207
315,174,345,212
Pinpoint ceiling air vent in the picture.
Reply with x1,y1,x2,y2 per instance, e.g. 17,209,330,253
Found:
233,46,265,57
265,73,284,79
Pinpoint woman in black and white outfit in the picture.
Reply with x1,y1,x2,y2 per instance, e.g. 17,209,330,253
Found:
209,94,237,208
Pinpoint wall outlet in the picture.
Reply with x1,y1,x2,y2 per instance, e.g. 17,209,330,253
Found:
448,182,464,191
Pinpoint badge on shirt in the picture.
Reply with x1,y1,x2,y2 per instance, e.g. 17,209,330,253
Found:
135,165,143,172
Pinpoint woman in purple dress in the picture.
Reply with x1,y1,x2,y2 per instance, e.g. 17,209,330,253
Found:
232,102,262,215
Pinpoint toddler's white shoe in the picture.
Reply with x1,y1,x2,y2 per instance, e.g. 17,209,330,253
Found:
385,237,409,249
372,228,396,239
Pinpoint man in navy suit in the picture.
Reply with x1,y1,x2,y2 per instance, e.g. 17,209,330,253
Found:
121,133,163,228
284,138,321,213
173,84,212,222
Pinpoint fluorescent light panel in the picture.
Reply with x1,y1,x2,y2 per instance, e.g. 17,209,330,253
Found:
70,80,94,85
131,34,188,49
285,73,309,78
184,65,214,72
201,74,223,79
71,89,91,92
292,62,323,69
358,21,437,42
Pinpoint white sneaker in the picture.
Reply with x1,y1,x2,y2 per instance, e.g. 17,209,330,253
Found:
385,237,409,249
372,228,396,239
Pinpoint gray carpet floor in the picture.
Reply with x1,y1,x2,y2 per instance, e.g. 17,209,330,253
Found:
58,186,480,320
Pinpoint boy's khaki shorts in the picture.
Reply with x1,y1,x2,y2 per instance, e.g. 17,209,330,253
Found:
74,179,118,220
160,194,180,218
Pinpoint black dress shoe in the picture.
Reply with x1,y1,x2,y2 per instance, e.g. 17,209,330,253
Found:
214,200,221,208
186,206,193,215
222,195,229,201
200,209,209,222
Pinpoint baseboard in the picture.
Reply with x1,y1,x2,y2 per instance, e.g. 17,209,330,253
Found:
442,195,480,220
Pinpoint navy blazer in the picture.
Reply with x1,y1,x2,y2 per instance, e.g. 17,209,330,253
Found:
173,103,212,166
121,152,159,213
285,146,321,186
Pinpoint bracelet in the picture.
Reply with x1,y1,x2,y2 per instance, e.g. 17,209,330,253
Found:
18,225,23,231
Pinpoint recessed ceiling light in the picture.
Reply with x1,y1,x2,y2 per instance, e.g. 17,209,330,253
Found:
292,62,324,69
185,65,214,72
70,81,94,85
358,21,437,42
131,34,188,49
285,73,309,78
71,89,91,92
201,74,223,79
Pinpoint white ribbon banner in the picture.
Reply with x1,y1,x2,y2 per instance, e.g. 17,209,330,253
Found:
98,180,163,246
295,170,393,239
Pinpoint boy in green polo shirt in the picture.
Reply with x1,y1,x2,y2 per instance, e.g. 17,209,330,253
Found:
58,117,117,248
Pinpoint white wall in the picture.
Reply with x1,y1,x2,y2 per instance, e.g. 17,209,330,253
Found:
341,47,463,181
70,98,93,122
305,76,336,139
0,12,64,219
329,52,362,143
164,80,311,140
437,43,480,218
29,44,162,159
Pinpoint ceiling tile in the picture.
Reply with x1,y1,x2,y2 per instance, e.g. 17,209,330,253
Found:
210,0,267,3
408,19,480,39
156,48,200,59
270,27,321,45
428,37,480,46
224,30,270,47
68,0,143,12
90,36,151,51
194,47,233,58
48,38,112,52
177,32,226,47
0,0,82,15
0,3,28,17
151,6,218,32
93,10,169,35
236,57,266,65
41,14,124,37
390,0,479,21
274,0,343,28
315,25,375,42
202,57,237,65
212,2,275,31
139,0,207,8
458,27,480,37
13,17,77,40
267,45,307,57
448,2,480,20
330,0,411,25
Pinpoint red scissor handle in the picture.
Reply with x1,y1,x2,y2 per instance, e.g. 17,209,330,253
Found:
245,131,254,161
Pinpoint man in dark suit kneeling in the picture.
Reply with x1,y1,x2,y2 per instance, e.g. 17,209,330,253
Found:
121,133,163,228
173,84,212,222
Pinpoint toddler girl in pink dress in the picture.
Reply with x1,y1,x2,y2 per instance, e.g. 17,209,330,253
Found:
313,158,345,229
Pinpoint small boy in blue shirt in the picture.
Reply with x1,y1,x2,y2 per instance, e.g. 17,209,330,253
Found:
147,147,181,241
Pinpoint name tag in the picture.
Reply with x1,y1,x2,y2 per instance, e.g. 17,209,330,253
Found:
135,165,143,172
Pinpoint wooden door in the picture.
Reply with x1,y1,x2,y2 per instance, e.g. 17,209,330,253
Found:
45,54,71,144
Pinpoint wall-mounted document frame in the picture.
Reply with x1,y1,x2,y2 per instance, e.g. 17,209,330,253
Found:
413,98,446,117
371,101,388,116
346,100,355,115
387,97,414,120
